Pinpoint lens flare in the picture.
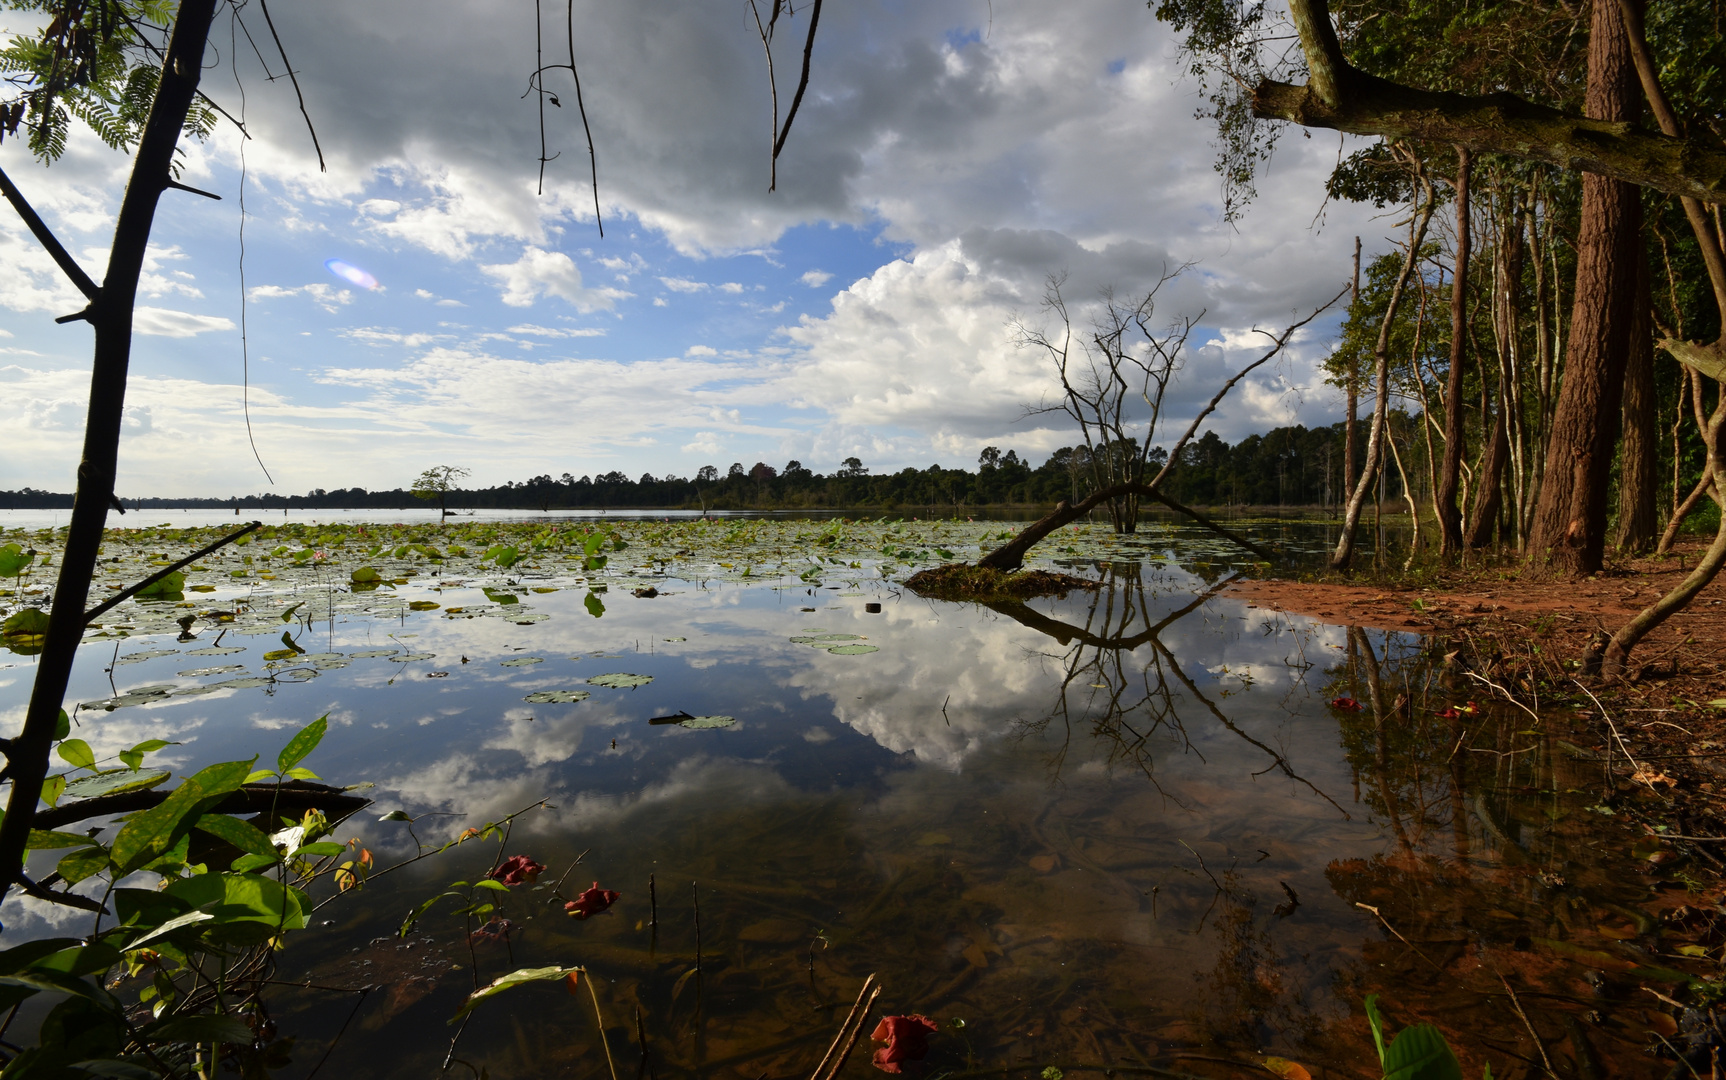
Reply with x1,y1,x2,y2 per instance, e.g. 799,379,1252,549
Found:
324,259,379,290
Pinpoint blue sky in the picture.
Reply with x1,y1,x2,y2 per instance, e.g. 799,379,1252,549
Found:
1,0,1385,496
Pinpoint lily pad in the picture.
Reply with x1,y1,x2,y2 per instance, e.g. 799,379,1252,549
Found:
408,601,441,611
63,768,170,799
823,644,880,655
347,650,400,659
500,657,544,667
298,652,344,662
663,637,686,642
678,715,736,730
505,612,550,624
391,652,437,662
524,689,591,704
184,646,245,656
177,665,247,677
115,649,178,665
273,667,319,682
311,658,351,670
210,677,274,689
789,634,860,644
587,673,653,689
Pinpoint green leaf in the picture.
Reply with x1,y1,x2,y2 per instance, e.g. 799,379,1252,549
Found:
280,602,304,622
276,715,328,773
127,909,216,950
53,710,69,741
56,846,109,885
2,608,51,639
379,810,414,822
350,566,381,584
26,830,97,851
584,591,606,618
1364,995,1387,1067
110,759,254,874
1381,1023,1463,1080
473,879,510,892
193,814,275,857
0,543,34,577
400,891,464,937
143,1013,254,1045
162,873,308,940
40,774,66,808
136,571,186,598
56,739,96,770
283,767,321,781
449,966,580,1022
244,769,276,784
295,841,345,857
278,629,305,656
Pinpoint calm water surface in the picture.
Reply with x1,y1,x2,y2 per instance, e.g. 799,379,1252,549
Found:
0,523,1678,1079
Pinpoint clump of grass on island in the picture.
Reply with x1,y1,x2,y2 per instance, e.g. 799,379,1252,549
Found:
902,563,1101,601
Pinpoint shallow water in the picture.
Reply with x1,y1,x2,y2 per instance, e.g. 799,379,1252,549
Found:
0,519,1698,1079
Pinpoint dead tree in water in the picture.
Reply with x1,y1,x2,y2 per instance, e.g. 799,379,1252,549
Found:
979,284,1348,571
1017,267,1198,534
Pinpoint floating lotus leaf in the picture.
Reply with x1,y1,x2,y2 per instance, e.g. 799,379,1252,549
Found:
587,673,653,689
390,652,437,662
823,644,879,655
210,677,274,689
298,652,344,661
63,769,170,799
408,601,441,611
115,649,178,664
347,650,400,659
507,613,550,624
500,657,544,667
274,667,319,682
177,665,246,677
311,658,351,669
524,689,591,703
678,715,736,730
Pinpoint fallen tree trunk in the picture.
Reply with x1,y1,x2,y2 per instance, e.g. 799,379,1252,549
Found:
976,482,1277,571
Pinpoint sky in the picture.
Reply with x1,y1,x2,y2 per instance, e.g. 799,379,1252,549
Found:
0,0,1390,497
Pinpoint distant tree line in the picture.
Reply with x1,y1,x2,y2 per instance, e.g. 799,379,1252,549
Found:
1,422,1434,515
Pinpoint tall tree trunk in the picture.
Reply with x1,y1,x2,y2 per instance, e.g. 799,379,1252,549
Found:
1332,181,1436,570
0,0,221,904
1437,148,1472,555
1345,236,1361,505
1466,397,1510,546
1525,0,1642,576
1616,250,1659,551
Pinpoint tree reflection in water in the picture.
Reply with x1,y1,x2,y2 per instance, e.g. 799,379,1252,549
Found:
995,562,1348,819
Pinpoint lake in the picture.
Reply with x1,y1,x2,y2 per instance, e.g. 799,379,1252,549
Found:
0,515,1692,1079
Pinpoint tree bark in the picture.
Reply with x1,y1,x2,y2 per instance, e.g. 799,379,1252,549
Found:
0,0,221,904
1616,252,1659,552
1436,149,1472,555
1259,0,1726,207
1525,0,1642,577
1465,394,1510,547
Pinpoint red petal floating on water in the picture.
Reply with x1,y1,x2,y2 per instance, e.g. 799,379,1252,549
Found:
871,1014,938,1074
565,882,620,919
488,855,546,887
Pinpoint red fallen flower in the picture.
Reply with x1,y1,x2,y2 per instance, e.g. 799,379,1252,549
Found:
1328,697,1364,712
565,882,620,919
871,1014,938,1074
1436,706,1461,719
469,917,515,944
488,855,546,887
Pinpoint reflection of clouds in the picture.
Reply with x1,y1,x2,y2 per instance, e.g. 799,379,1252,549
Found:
483,702,636,767
374,754,794,850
